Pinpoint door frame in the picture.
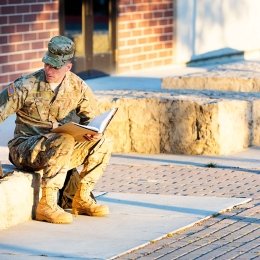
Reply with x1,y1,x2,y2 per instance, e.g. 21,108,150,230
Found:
59,0,117,74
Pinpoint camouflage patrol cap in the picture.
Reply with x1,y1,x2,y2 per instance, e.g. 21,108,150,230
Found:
42,36,75,68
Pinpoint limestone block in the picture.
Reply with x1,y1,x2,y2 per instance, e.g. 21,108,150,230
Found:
98,96,160,153
159,98,220,155
217,100,250,155
97,97,132,153
0,171,41,230
127,98,160,153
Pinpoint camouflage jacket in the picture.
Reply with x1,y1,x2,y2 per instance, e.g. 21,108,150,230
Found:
0,69,97,146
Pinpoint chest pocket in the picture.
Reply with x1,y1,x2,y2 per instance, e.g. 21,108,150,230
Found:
52,96,78,120
24,92,52,121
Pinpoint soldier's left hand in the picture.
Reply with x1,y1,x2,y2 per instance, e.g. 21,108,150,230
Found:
84,133,102,142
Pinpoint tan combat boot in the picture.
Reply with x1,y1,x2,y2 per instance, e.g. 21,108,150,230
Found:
72,183,109,216
36,187,73,224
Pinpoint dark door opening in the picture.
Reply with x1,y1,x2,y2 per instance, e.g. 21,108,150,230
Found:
59,0,116,79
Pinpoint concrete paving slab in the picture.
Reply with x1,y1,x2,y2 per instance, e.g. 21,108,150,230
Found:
0,192,250,260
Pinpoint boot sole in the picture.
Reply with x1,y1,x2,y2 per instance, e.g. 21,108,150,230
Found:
72,208,109,217
36,213,73,224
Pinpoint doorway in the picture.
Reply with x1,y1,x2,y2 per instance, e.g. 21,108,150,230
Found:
59,0,116,78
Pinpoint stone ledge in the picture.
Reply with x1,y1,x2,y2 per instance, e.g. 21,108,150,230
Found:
0,167,41,230
0,91,259,155
96,91,259,155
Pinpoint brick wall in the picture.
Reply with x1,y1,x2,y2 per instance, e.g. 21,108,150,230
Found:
117,0,175,73
0,0,59,89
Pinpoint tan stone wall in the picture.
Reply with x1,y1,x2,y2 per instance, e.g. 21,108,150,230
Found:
96,92,255,155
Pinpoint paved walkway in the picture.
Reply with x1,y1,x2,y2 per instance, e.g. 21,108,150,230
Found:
97,151,260,260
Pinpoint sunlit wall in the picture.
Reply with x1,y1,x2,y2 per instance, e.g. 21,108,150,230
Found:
176,0,260,63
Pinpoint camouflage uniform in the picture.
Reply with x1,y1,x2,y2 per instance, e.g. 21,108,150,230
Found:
0,69,112,189
0,36,112,224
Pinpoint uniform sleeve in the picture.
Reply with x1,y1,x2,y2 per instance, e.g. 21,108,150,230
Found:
0,78,27,123
76,81,99,125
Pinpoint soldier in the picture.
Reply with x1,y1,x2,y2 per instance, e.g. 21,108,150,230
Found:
0,35,113,224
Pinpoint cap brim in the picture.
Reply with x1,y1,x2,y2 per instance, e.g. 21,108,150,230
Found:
42,53,64,68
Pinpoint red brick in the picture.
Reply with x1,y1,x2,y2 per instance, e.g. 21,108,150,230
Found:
17,62,30,71
16,24,30,32
143,13,152,19
31,4,44,12
165,10,173,17
164,26,173,34
23,13,37,22
0,35,8,44
16,42,30,51
138,20,150,27
38,31,50,39
0,0,7,5
1,5,15,14
8,0,23,4
132,47,142,54
2,64,14,73
51,12,58,20
24,52,38,60
9,34,23,43
9,15,23,24
127,39,137,45
0,16,7,25
9,53,23,62
44,3,57,12
1,25,16,34
16,5,30,13
31,41,43,49
37,12,51,21
143,28,153,34
0,55,8,63
24,33,37,41
30,22,44,31
159,35,171,41
45,21,58,29
132,30,142,36
0,44,15,53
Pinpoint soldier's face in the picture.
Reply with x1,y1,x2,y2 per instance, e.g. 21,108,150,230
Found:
44,62,72,83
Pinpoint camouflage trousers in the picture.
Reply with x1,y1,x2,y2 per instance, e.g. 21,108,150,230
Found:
9,133,113,207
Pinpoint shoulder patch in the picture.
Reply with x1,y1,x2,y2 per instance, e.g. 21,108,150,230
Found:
7,83,16,97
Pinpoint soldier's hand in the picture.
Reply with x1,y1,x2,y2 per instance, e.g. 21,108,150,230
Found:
83,133,102,142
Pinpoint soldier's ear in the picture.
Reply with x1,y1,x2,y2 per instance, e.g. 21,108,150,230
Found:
66,62,72,72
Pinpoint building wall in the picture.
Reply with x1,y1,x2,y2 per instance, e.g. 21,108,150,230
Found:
116,0,175,73
0,0,176,88
176,0,260,64
0,0,59,89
